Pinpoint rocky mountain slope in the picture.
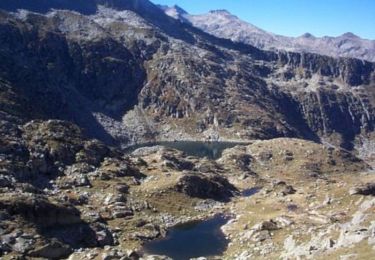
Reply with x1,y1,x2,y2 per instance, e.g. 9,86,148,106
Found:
0,0,374,259
0,0,374,152
1,121,374,259
161,5,375,62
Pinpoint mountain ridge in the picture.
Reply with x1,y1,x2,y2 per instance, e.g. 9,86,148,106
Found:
160,5,375,62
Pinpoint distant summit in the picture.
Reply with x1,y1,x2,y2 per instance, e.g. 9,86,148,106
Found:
158,4,188,22
209,9,232,15
341,32,359,38
300,33,315,39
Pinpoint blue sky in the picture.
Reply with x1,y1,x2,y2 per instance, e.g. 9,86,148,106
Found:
151,0,375,40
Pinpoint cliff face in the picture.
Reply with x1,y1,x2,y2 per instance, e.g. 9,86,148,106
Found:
0,9,146,144
0,0,374,151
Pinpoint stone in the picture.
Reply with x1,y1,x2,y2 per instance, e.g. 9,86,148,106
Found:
116,183,130,193
126,249,140,259
323,196,332,205
1,230,22,246
133,224,161,240
83,211,102,222
349,183,375,196
340,254,358,260
252,220,279,231
96,230,114,247
336,228,370,247
282,186,297,196
0,210,11,221
112,208,134,219
161,153,195,171
0,195,82,228
271,180,297,196
175,174,237,201
0,175,13,188
274,216,294,228
28,240,72,259
252,230,271,242
12,236,35,253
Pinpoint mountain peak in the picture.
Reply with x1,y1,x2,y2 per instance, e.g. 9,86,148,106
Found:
208,9,232,16
0,0,157,15
158,4,189,21
341,32,359,38
300,33,315,38
171,4,188,15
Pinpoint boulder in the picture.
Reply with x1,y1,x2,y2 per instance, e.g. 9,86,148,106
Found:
98,158,144,179
133,224,161,240
12,236,36,254
76,140,110,166
115,183,130,194
93,225,114,247
175,174,237,201
252,220,279,231
349,183,375,196
0,195,82,228
272,181,296,196
161,154,195,171
28,240,72,259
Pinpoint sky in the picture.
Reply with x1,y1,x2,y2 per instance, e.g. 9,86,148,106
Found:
151,0,375,40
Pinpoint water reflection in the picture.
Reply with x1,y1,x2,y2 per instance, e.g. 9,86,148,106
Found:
125,141,246,159
143,214,230,260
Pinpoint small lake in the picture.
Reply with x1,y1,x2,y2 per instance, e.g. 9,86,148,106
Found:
143,214,230,260
125,141,246,160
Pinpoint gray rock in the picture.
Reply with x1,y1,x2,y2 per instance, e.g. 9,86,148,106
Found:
252,230,271,242
0,175,13,188
29,240,72,259
96,230,114,247
112,208,134,219
175,174,237,201
131,146,165,157
349,183,375,196
116,183,130,193
252,220,279,231
12,236,35,253
126,249,140,259
133,224,161,240
0,210,11,221
274,216,294,228
1,230,22,246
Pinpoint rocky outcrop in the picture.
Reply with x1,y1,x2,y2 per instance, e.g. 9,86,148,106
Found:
175,174,238,201
28,240,72,259
0,195,81,227
349,183,375,196
274,51,374,86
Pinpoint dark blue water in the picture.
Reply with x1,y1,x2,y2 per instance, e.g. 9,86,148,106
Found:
125,141,246,159
143,214,230,260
